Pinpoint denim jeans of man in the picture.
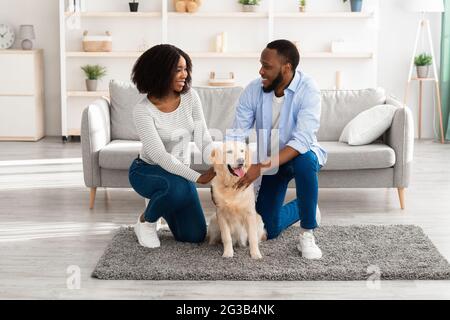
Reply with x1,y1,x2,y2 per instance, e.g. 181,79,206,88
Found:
128,157,206,243
256,150,321,239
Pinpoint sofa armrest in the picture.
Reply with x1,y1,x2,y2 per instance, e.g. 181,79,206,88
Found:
385,97,414,188
81,98,111,187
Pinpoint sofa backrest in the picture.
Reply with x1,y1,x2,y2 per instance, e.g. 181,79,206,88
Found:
194,86,243,141
108,80,387,143
317,88,387,141
108,80,244,141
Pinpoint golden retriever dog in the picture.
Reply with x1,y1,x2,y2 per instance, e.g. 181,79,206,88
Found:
207,141,267,259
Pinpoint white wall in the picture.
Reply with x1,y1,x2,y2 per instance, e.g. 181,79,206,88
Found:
0,0,444,139
378,0,442,140
0,0,60,137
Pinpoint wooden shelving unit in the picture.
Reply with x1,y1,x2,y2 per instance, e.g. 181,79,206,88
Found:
64,11,161,18
65,51,373,59
59,0,378,139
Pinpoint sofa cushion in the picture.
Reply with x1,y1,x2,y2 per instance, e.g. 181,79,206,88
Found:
317,88,387,141
99,140,141,170
193,86,257,142
109,80,145,141
319,141,396,170
339,104,398,145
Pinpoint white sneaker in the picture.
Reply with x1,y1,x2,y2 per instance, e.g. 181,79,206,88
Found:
297,231,322,259
156,218,170,231
134,215,160,248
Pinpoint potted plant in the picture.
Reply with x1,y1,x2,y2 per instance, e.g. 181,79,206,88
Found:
343,0,363,12
414,53,432,78
299,0,306,12
81,64,107,91
129,0,139,12
238,0,260,12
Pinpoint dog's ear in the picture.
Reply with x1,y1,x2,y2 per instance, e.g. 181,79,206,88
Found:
210,148,220,164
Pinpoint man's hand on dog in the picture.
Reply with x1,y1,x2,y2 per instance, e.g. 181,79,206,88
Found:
234,164,262,190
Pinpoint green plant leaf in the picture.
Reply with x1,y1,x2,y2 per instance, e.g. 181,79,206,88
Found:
414,53,433,66
81,64,107,80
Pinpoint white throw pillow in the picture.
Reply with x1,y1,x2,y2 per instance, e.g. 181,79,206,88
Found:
339,104,398,145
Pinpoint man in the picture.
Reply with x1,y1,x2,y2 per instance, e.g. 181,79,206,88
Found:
227,39,327,259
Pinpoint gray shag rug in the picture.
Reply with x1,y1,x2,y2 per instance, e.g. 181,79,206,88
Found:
92,225,450,281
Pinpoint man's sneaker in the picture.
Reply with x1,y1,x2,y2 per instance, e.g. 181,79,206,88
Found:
297,231,322,259
134,215,160,248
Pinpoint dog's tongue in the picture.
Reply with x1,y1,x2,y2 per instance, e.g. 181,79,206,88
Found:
234,167,245,178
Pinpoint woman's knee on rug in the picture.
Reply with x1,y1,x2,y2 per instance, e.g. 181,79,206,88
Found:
173,219,206,243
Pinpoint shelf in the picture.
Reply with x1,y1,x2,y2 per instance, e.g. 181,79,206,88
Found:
66,51,142,58
274,12,374,18
168,12,268,18
304,52,373,58
0,92,34,96
410,77,437,82
65,51,373,59
67,91,109,97
0,49,43,55
62,11,373,19
64,11,161,18
190,52,260,58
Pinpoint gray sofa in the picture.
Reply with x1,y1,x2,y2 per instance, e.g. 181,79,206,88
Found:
81,82,414,210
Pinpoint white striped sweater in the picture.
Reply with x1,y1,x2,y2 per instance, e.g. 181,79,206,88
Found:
133,89,213,182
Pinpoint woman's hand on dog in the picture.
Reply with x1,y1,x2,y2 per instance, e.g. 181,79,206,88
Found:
197,167,216,184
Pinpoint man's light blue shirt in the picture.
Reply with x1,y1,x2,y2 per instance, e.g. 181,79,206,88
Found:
226,70,327,167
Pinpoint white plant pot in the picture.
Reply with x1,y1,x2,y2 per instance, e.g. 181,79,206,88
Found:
242,5,258,12
416,66,429,79
86,79,98,91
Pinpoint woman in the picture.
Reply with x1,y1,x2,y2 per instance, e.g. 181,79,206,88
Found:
129,44,215,248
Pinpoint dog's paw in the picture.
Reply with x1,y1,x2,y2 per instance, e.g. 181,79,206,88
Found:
251,251,262,260
222,250,234,258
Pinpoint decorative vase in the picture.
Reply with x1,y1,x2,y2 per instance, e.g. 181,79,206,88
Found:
21,39,33,50
299,6,306,12
416,66,429,79
86,79,98,91
350,0,363,12
242,5,258,12
175,1,186,12
129,2,139,12
187,1,198,12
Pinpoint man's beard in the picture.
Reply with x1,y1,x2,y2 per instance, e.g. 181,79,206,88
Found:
262,71,283,93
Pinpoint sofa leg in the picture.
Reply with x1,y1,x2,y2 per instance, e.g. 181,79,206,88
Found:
89,187,97,209
397,187,405,210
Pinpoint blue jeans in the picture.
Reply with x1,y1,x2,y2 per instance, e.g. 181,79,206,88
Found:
128,157,206,243
256,151,321,240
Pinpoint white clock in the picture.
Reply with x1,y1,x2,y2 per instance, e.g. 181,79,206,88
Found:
0,24,15,49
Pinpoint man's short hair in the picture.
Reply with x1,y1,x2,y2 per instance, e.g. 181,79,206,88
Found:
266,39,300,71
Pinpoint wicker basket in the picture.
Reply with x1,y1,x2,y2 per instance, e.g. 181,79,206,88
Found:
82,31,112,52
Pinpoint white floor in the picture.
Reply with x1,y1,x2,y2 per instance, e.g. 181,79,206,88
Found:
0,137,449,299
